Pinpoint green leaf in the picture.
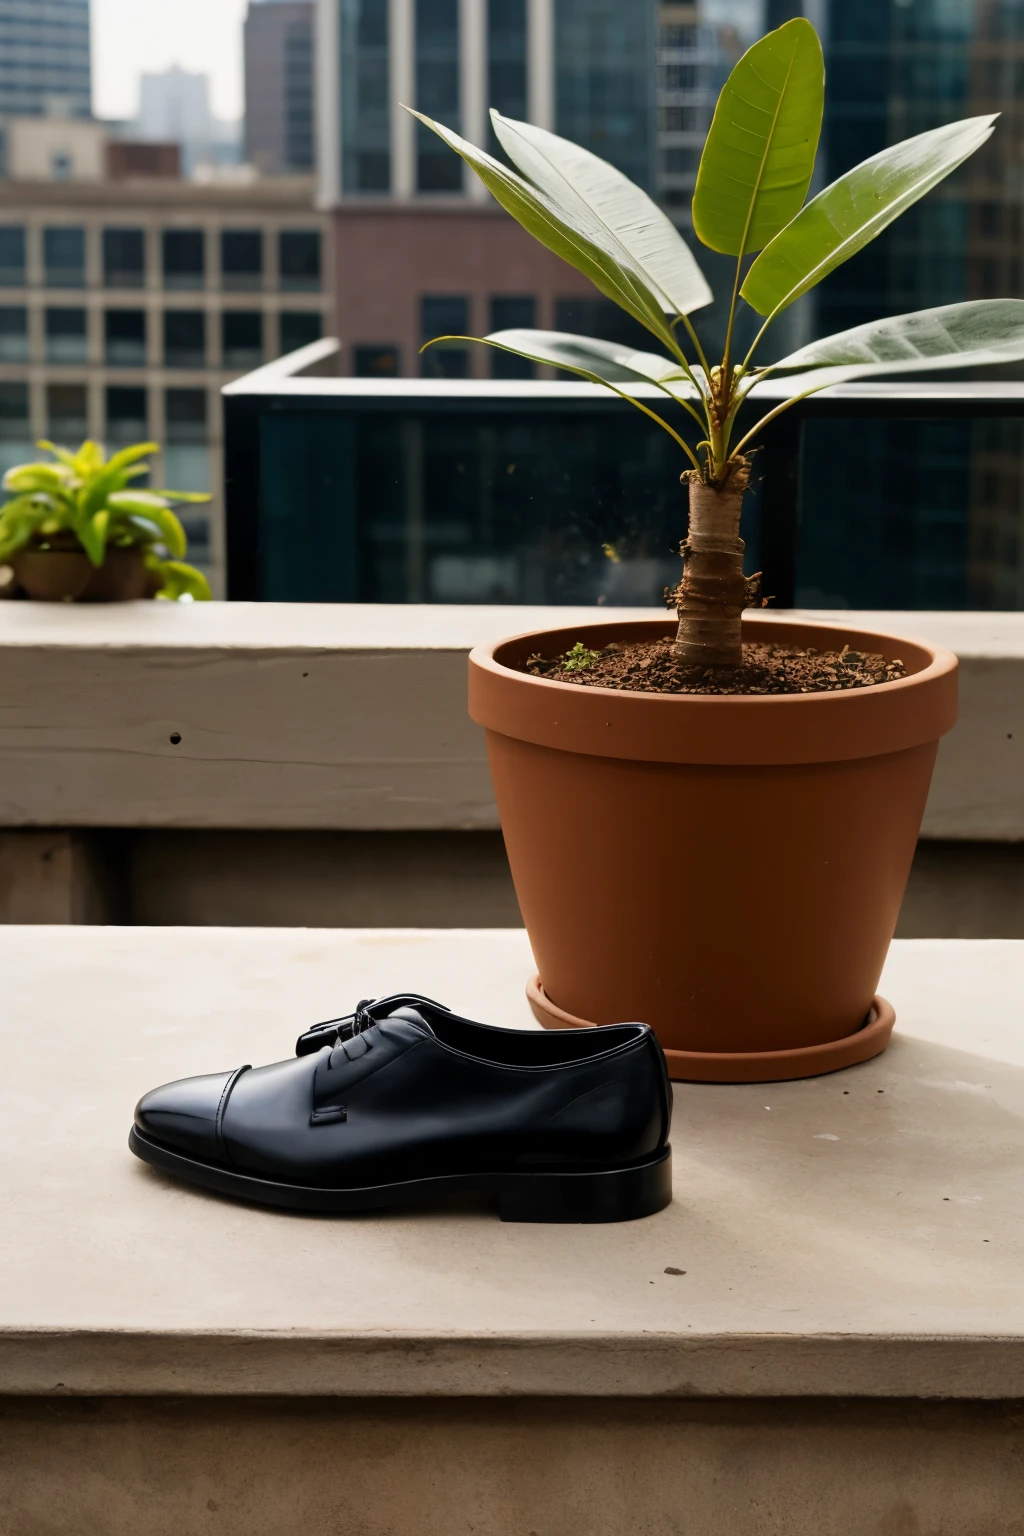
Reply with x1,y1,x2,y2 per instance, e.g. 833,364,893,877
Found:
74,440,105,478
0,496,54,560
692,18,824,256
149,558,212,601
752,299,1024,392
423,330,703,464
490,111,712,316
742,115,997,317
148,489,213,503
106,491,187,557
3,463,73,495
486,328,695,389
103,441,158,475
80,462,133,518
77,509,110,567
404,107,675,346
36,440,80,470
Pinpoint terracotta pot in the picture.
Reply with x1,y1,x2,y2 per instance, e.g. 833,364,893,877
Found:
469,615,958,1083
77,548,150,602
12,546,149,603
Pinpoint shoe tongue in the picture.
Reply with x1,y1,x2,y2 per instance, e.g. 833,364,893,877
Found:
385,1005,436,1036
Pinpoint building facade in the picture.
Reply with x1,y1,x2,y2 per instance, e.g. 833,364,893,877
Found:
317,0,658,376
0,0,91,120
791,0,1024,613
0,141,331,595
133,67,242,177
244,0,316,176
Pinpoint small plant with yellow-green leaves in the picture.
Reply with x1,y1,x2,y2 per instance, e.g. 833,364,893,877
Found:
0,439,211,600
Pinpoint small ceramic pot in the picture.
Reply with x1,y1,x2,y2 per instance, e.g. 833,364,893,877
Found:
12,546,150,602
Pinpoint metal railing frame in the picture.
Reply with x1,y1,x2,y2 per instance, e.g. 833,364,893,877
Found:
224,340,1024,604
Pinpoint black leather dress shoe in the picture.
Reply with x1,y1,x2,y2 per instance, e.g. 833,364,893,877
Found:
129,994,673,1222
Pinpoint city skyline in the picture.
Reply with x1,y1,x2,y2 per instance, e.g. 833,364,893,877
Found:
92,0,249,123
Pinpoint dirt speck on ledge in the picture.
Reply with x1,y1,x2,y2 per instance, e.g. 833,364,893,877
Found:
524,640,908,696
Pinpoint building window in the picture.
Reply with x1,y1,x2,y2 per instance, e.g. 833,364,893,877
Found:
163,311,206,368
166,388,208,445
341,0,391,193
221,230,262,291
45,307,88,364
284,19,315,171
47,383,87,445
103,229,145,289
105,310,146,367
416,0,462,192
661,146,697,176
0,227,26,287
487,0,527,158
354,345,400,376
0,383,31,475
279,311,322,354
489,295,536,377
162,230,205,290
555,0,657,191
164,388,211,561
44,228,86,288
659,105,699,134
222,310,263,368
421,294,468,377
0,382,28,434
106,386,148,446
0,307,29,363
555,294,649,349
278,230,321,291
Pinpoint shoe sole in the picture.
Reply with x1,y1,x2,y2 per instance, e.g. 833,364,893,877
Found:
128,1127,672,1223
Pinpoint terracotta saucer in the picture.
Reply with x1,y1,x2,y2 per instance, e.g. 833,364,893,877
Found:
526,977,896,1084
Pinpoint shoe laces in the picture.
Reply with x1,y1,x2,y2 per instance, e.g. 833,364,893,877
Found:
350,998,377,1037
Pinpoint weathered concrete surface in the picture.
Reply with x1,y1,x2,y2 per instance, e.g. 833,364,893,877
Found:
0,603,1020,837
2,928,1024,1399
3,1396,1024,1536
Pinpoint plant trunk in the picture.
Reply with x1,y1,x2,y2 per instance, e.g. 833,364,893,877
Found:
672,457,755,668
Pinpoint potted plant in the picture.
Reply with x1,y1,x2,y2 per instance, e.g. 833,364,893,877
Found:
0,439,212,602
409,18,1022,1082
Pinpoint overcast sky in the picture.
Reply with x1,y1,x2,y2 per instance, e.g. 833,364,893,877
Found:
92,0,250,122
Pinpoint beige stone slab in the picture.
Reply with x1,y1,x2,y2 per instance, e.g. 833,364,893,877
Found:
0,603,1015,835
0,603,1021,834
0,603,652,831
3,1397,1023,1536
1,928,1023,1397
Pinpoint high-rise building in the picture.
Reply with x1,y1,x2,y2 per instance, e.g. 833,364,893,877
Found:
316,0,659,375
0,0,92,119
320,0,657,201
653,2,813,360
795,0,1024,611
0,121,330,596
134,68,242,178
244,0,316,176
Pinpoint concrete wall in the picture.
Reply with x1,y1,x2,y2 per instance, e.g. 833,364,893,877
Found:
331,204,595,377
6,117,107,182
4,1396,1023,1536
0,603,1021,931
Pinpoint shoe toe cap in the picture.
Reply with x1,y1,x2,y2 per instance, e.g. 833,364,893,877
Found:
134,1070,236,1163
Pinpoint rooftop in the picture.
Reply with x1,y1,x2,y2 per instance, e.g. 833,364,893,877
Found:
3,925,1022,1400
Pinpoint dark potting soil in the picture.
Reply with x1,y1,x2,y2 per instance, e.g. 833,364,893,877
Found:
524,639,908,696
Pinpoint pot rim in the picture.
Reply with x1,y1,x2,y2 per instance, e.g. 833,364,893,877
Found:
468,613,959,766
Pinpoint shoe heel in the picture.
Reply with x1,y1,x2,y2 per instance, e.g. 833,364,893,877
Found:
497,1148,672,1224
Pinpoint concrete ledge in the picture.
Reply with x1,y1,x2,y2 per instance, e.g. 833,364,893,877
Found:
2,927,1023,1401
0,603,1020,836
5,1396,1023,1536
